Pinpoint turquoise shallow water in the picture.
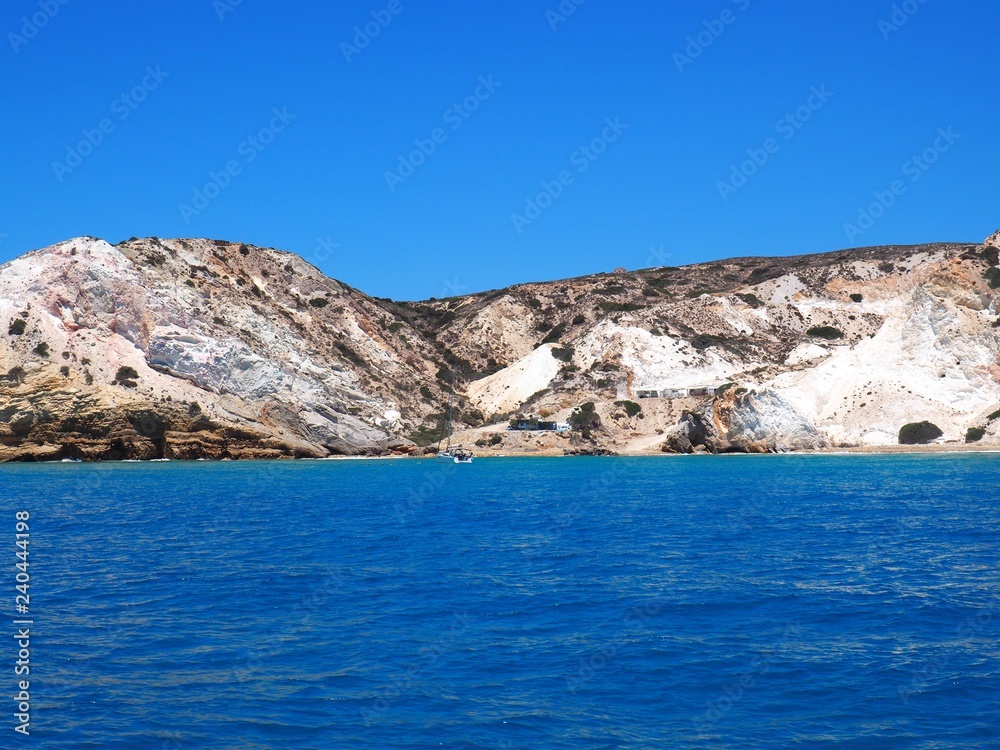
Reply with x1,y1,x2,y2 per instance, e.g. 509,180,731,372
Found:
1,453,998,748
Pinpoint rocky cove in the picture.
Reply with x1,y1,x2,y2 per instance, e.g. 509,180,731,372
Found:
1,231,999,461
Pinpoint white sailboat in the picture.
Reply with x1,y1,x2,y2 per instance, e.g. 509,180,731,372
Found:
436,370,473,464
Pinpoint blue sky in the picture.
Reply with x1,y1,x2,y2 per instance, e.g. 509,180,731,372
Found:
1,0,998,300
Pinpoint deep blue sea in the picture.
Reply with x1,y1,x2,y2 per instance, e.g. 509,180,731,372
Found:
1,454,999,749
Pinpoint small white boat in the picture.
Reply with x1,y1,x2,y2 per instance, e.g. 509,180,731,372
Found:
436,447,474,464
435,369,473,464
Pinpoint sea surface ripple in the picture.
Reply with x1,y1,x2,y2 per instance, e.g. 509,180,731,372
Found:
1,453,998,748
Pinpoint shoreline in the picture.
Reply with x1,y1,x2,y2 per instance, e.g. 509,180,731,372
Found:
1,442,997,465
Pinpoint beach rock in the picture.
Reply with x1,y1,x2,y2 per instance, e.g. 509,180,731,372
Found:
662,388,827,453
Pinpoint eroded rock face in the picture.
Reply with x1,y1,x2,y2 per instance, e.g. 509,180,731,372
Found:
1,229,999,460
662,388,828,453
0,237,440,460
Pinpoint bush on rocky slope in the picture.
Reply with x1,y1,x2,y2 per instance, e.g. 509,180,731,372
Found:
615,400,642,418
551,346,574,363
899,421,943,445
965,427,986,443
114,366,139,388
570,402,601,435
806,326,843,340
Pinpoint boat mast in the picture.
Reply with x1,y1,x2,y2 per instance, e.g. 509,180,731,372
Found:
445,369,456,451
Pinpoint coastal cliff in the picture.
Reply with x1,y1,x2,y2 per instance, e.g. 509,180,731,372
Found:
1,231,999,460
661,388,827,454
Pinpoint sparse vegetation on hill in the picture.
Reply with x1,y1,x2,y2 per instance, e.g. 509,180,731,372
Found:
598,301,646,314
807,326,843,340
965,427,986,443
551,346,574,363
114,366,139,388
570,402,601,436
899,421,943,445
736,293,764,308
615,400,642,418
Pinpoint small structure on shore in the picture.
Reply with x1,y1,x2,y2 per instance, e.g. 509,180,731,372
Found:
635,386,720,399
508,417,571,432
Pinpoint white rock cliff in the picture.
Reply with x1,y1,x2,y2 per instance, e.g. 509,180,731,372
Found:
1,232,998,459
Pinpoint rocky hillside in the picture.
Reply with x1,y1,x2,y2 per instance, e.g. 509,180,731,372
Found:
0,237,460,459
1,232,999,460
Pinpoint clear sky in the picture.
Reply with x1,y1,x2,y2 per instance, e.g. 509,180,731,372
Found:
2,0,998,300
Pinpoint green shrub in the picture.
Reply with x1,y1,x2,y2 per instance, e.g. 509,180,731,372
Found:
408,425,443,447
32,342,49,358
570,403,601,432
736,293,763,309
572,314,587,325
615,400,641,418
806,326,843,340
966,427,986,443
551,346,575,363
691,334,732,350
850,293,863,303
114,366,139,388
988,409,1000,422
984,267,1000,289
598,302,645,313
308,297,329,308
8,319,26,336
7,366,25,384
899,421,943,445
541,323,567,344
